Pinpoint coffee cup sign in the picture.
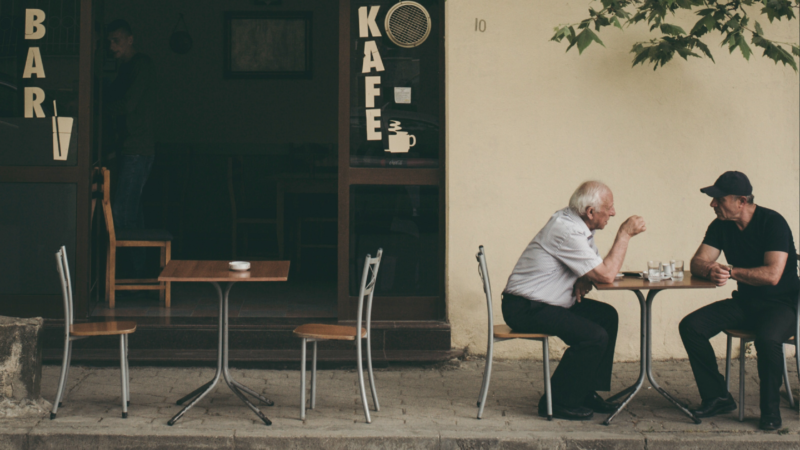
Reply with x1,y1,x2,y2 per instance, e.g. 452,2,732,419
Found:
22,9,73,160
386,120,415,154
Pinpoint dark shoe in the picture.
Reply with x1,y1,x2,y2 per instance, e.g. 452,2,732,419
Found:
690,393,737,418
584,392,619,413
759,416,782,431
538,396,593,421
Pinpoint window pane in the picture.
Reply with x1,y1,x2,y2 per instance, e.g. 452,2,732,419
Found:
350,185,439,296
0,0,80,166
349,0,440,168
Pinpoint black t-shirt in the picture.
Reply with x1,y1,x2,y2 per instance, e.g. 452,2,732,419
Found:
703,205,799,304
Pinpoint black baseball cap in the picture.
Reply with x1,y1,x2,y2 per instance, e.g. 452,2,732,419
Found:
700,171,752,198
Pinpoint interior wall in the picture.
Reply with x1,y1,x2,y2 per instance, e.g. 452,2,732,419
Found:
104,0,338,146
446,0,800,361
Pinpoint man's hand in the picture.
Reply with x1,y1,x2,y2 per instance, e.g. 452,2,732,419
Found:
707,263,730,286
619,215,647,238
573,277,593,303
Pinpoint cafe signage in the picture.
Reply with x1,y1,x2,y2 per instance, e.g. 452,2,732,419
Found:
22,8,72,161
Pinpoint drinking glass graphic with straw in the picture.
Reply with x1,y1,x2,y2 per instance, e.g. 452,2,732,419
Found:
385,120,416,154
52,100,73,161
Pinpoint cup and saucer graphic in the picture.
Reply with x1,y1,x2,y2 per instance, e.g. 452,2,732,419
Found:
385,120,416,153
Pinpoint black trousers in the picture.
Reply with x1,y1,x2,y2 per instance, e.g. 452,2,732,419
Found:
679,297,796,419
501,293,619,407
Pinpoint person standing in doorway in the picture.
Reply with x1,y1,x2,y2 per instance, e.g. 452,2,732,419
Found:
106,19,156,279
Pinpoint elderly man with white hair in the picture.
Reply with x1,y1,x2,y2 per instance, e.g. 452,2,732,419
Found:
502,181,646,421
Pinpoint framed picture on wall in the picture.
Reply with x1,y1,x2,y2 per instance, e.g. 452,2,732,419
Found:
224,11,313,79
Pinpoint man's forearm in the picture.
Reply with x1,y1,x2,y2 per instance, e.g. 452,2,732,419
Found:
690,258,713,278
731,266,781,286
601,232,631,275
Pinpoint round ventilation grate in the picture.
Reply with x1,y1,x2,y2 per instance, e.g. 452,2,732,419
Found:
385,1,431,48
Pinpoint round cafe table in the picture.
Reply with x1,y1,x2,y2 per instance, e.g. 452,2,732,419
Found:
593,273,717,425
158,260,290,426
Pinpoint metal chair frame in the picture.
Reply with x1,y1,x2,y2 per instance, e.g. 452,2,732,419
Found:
475,246,553,420
51,246,133,419
298,249,382,423
724,293,800,421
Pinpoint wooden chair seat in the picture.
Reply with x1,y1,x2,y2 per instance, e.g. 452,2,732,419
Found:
725,329,796,345
493,324,551,340
725,329,796,341
70,321,137,337
116,229,174,242
293,323,367,340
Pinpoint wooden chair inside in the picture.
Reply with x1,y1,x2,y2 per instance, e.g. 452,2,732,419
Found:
228,156,282,260
100,167,173,308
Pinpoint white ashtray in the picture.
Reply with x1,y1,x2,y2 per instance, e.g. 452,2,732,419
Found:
229,261,250,271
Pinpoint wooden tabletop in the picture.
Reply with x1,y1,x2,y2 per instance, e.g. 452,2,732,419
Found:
158,260,290,282
594,273,718,291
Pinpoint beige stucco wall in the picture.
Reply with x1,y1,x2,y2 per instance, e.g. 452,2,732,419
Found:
445,0,800,361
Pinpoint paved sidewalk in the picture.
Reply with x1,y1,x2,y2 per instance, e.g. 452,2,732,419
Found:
1,358,799,449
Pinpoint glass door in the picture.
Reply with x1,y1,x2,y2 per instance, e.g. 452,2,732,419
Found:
338,0,445,321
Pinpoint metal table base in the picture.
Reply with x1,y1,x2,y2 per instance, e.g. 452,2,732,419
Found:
603,289,701,425
168,282,274,426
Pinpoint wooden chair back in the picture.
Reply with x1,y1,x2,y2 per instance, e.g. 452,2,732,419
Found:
99,167,116,244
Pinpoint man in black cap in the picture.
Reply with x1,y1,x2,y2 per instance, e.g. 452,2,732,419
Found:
679,171,799,431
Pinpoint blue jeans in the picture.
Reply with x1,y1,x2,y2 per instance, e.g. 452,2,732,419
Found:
112,154,154,277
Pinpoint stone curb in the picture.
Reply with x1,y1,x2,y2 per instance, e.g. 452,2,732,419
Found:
1,430,798,450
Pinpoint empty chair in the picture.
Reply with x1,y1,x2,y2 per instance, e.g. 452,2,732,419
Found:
292,249,382,423
51,246,136,419
100,167,173,308
475,245,553,420
724,287,799,421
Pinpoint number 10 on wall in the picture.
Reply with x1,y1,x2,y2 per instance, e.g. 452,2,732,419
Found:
475,18,486,32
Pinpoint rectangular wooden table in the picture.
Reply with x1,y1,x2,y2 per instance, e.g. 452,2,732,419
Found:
158,260,290,426
594,273,717,425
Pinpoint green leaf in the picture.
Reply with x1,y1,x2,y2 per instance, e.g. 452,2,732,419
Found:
695,40,715,62
576,28,605,54
793,45,800,57
613,17,623,29
702,15,717,32
660,23,687,35
755,21,765,35
737,35,752,60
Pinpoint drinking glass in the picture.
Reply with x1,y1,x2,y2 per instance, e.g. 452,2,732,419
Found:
671,260,684,280
647,260,662,282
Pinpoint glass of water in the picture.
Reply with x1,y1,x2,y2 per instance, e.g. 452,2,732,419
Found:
648,261,662,282
671,260,684,280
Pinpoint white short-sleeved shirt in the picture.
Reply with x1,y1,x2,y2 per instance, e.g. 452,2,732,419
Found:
503,207,604,308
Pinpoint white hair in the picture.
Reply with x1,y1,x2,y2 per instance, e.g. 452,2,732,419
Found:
569,181,610,217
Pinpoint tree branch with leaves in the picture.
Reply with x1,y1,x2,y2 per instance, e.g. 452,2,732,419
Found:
551,0,800,71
